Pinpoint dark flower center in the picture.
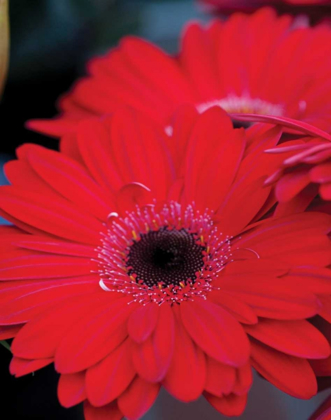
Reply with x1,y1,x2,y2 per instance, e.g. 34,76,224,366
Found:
126,227,205,288
97,202,232,304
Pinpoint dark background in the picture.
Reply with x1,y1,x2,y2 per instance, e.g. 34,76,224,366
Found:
0,0,203,155
0,0,330,418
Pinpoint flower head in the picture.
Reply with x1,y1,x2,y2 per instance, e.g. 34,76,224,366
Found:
2,107,331,419
28,8,331,138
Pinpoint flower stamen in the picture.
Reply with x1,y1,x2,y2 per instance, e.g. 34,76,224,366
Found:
95,202,232,305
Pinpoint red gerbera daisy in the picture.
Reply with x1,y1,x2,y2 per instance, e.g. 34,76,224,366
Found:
28,8,331,138
2,107,331,419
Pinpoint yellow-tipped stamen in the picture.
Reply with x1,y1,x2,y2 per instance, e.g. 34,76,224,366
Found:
153,219,159,229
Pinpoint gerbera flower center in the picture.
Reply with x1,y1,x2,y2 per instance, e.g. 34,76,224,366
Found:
96,202,232,305
197,94,284,117
126,227,206,288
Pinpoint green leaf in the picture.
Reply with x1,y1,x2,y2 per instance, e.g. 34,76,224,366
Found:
0,340,11,352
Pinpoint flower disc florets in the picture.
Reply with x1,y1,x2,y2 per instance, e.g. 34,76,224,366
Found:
197,95,285,117
96,202,232,305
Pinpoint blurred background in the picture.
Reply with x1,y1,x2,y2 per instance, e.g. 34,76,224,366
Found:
0,0,205,154
0,0,330,418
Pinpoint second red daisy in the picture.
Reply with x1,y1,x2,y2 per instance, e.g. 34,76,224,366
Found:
28,8,331,137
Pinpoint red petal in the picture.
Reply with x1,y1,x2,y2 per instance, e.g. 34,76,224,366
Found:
163,314,206,402
58,372,86,408
275,170,311,202
13,238,95,258
217,176,271,237
204,392,247,417
192,126,246,211
27,118,79,138
76,118,123,192
152,304,175,375
205,356,236,396
242,125,282,168
0,225,26,252
0,208,56,238
0,324,23,339
55,298,136,373
0,277,100,324
180,300,250,367
286,267,331,295
60,132,85,165
310,356,331,377
216,128,284,235
167,104,199,174
310,163,331,184
117,377,160,420
320,183,331,201
236,212,331,267
209,291,258,325
110,108,175,200
127,303,159,343
0,186,101,244
84,401,123,420
274,184,318,218
224,286,318,320
24,144,114,219
86,339,135,406
245,319,330,359
180,23,220,100
220,259,289,276
4,160,59,199
116,183,152,214
183,107,234,207
132,305,174,383
232,363,253,395
250,338,317,399
219,266,320,320
119,36,194,103
319,295,331,323
10,293,114,359
230,113,331,142
9,356,53,377
0,254,93,280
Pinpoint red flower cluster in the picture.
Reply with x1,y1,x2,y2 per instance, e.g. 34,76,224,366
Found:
2,107,331,419
28,8,331,137
4,3,331,420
